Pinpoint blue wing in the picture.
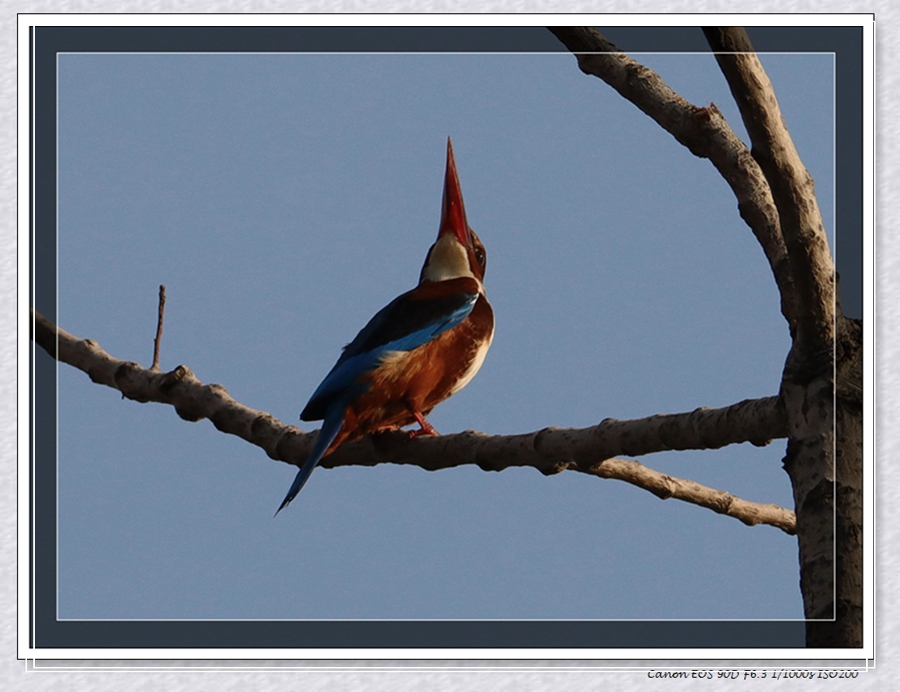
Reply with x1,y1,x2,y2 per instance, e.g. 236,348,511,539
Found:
300,287,478,421
278,281,479,512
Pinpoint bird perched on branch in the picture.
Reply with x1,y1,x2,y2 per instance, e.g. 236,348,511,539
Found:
276,138,494,514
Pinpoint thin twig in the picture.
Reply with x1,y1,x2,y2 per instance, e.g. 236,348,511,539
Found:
151,284,166,371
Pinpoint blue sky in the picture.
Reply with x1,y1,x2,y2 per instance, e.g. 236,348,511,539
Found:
54,48,833,621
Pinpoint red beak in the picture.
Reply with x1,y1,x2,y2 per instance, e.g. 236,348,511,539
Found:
438,138,470,246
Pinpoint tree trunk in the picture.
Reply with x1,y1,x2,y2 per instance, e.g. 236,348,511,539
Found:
804,304,863,647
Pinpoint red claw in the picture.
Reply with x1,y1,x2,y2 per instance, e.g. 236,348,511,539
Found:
408,411,440,438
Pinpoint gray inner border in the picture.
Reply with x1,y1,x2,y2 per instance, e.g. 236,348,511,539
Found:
27,21,864,654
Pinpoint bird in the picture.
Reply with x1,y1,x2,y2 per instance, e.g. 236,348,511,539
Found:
276,138,494,514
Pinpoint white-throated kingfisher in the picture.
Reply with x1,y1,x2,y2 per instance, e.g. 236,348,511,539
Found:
276,138,494,514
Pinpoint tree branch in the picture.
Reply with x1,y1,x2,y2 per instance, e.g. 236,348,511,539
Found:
548,26,800,338
32,309,795,533
703,27,835,363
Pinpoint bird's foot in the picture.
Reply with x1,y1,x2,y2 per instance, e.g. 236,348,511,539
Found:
408,412,440,438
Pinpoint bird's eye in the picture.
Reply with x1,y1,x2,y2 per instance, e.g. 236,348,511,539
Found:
475,248,486,267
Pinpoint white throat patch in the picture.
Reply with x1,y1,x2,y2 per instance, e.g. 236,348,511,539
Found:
420,235,474,283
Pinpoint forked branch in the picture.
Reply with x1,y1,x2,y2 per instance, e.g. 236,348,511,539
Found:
702,27,835,362
548,26,800,337
32,309,795,533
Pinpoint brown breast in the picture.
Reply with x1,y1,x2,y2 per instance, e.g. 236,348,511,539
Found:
337,294,494,444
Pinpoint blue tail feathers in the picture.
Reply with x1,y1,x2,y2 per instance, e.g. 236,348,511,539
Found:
274,406,345,516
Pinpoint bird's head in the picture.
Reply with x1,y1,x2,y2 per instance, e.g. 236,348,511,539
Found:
419,138,487,286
